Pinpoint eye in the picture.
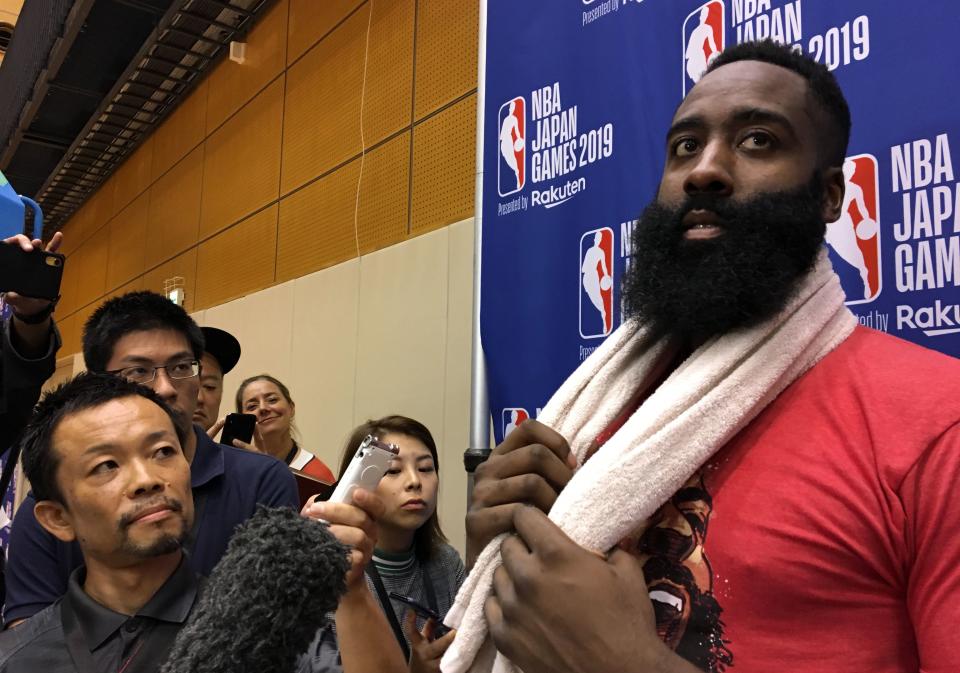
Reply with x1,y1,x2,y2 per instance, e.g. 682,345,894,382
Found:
170,362,195,377
419,466,436,474
123,366,150,380
203,384,217,392
385,468,401,476
155,446,178,459
672,137,700,157
739,130,776,151
91,460,118,476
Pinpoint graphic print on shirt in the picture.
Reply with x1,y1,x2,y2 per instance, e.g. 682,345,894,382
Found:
619,473,733,673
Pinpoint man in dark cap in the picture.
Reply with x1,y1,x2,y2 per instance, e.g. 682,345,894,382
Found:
193,326,241,436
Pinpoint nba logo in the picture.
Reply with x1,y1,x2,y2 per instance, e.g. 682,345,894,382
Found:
579,227,615,339
682,1,725,95
498,97,526,197
826,154,882,304
502,408,529,438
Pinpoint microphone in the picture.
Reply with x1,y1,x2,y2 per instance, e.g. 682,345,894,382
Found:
161,505,350,673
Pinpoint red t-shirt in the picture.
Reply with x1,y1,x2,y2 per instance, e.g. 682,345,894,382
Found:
605,327,960,673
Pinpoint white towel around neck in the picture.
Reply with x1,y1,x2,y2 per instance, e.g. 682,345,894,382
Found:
442,249,857,673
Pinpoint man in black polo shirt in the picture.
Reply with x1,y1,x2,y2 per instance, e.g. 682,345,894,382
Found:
0,373,198,672
3,291,298,626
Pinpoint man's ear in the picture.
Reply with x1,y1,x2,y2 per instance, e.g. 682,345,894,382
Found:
34,500,77,544
821,165,845,223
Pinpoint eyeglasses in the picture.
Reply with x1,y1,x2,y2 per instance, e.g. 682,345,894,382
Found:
108,360,201,385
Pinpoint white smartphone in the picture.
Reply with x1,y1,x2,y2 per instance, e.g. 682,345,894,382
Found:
328,435,399,504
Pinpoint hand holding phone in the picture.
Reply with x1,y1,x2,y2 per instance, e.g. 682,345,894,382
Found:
0,234,64,302
327,435,398,505
220,413,257,449
389,592,453,639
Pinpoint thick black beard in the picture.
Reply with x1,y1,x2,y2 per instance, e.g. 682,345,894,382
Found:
622,177,826,344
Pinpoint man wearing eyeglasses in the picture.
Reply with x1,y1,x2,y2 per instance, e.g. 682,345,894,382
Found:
2,291,299,627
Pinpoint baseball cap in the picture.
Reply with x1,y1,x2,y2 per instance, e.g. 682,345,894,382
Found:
200,326,241,375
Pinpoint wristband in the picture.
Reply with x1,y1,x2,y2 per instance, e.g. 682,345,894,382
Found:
12,295,59,325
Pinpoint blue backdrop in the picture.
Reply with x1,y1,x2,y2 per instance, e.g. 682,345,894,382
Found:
481,0,960,443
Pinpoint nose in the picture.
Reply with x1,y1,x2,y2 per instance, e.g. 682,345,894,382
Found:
404,465,422,491
683,141,733,198
150,367,178,402
127,459,165,498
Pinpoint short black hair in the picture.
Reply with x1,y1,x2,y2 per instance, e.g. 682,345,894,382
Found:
337,415,447,561
83,291,205,373
705,40,851,167
20,372,188,504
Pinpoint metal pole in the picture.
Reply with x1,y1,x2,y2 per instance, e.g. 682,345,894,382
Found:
465,0,491,508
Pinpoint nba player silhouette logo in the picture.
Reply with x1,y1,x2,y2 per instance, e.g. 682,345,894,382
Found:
498,97,526,197
502,408,529,439
683,1,725,95
827,154,882,304
580,227,615,339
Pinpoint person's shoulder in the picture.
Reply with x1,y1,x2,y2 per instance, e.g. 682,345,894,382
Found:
219,442,287,475
428,542,465,574
0,603,63,666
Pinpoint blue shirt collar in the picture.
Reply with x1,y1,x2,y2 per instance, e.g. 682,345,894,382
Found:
190,425,225,489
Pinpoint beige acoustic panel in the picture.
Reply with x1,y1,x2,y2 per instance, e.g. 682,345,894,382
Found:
414,0,479,120
74,225,110,308
200,77,284,239
287,0,363,65
147,145,204,268
202,280,296,417
105,191,149,292
360,0,414,149
206,0,288,134
110,137,154,217
287,259,360,466
353,227,450,446
356,132,409,254
411,94,476,235
277,156,361,281
142,247,198,313
196,205,278,310
438,218,475,555
280,7,367,194
152,79,209,180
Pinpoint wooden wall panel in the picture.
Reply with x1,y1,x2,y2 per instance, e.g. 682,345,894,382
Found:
58,246,81,315
106,191,149,291
414,0,479,120
277,158,361,282
357,132,409,253
281,6,366,193
142,247,198,313
196,205,278,309
74,227,109,308
361,0,414,148
411,94,476,234
147,145,203,268
151,80,208,180
205,0,288,133
286,0,362,65
200,77,284,238
110,137,154,216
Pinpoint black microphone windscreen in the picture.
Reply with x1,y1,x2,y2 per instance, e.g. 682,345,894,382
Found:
161,505,350,673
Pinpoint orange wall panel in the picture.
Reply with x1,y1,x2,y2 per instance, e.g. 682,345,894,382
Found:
281,7,366,193
74,227,110,308
111,137,154,216
356,132,409,253
147,145,204,268
151,79,208,180
57,313,79,358
206,0,288,133
106,191,149,291
411,94,476,234
277,158,361,282
196,205,278,309
287,0,362,65
200,77,284,238
414,0,479,120
360,0,414,148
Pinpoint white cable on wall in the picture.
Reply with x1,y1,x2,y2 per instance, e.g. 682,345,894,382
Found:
353,0,374,258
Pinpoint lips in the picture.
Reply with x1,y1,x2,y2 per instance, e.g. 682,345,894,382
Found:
401,499,427,511
122,498,182,527
681,209,724,240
